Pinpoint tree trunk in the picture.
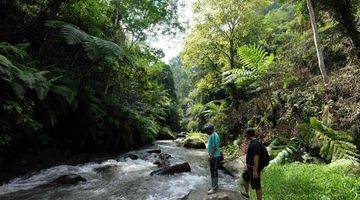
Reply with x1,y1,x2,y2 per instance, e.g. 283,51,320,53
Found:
113,0,126,46
307,0,328,84
229,39,236,69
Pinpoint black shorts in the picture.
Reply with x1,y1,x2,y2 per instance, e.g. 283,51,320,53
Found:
242,169,261,190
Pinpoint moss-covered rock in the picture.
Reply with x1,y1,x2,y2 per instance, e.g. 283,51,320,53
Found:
183,138,206,149
182,132,208,149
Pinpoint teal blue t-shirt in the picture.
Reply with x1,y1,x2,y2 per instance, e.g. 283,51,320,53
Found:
207,132,221,157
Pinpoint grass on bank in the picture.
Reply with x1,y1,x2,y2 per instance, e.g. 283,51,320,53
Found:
247,162,360,200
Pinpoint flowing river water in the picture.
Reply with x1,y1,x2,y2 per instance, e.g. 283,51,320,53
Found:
0,140,240,200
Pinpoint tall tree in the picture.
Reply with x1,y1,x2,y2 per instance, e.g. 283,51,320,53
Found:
307,0,328,84
183,0,267,69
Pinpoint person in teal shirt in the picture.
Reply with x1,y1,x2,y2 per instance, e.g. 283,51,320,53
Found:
203,124,221,194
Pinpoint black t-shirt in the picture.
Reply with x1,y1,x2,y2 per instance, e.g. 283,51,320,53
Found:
246,139,261,167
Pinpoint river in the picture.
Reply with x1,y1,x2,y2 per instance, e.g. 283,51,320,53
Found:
0,140,239,200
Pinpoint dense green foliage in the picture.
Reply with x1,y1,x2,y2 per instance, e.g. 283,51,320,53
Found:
178,0,360,156
1,0,360,196
258,162,360,200
176,0,360,196
0,0,182,172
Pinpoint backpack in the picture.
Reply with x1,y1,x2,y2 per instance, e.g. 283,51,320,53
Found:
253,140,270,169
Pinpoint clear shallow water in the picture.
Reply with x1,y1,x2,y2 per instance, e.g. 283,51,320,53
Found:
0,140,239,200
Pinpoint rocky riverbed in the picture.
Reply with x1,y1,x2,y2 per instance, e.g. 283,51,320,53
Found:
0,140,241,200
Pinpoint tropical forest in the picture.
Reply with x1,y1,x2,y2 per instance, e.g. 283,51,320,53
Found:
0,0,359,199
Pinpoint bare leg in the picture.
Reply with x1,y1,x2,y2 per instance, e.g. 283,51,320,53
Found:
256,189,262,200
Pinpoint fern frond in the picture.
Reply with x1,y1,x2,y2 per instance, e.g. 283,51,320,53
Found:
0,54,18,82
0,42,29,60
61,24,89,45
304,117,360,163
269,138,300,165
50,85,77,105
0,42,76,102
46,20,125,62
237,44,272,71
222,69,251,84
222,44,274,86
84,37,124,61
10,81,26,98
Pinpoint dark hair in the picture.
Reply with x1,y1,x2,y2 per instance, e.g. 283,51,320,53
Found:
203,124,215,131
245,128,255,137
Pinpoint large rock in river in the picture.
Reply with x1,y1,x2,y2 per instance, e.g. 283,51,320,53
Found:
182,138,206,149
181,189,247,200
175,138,185,147
153,153,172,167
49,174,86,185
222,156,246,174
177,132,186,138
95,164,121,174
147,149,161,154
150,162,191,176
126,153,139,160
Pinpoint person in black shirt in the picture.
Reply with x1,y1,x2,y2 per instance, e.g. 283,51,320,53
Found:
241,128,263,200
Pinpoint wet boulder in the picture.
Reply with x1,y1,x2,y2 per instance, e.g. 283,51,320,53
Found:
222,156,246,174
159,153,171,159
127,154,139,160
177,132,186,138
182,138,206,149
150,162,191,176
147,149,161,154
153,153,172,167
95,164,120,174
175,138,185,147
50,174,86,185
